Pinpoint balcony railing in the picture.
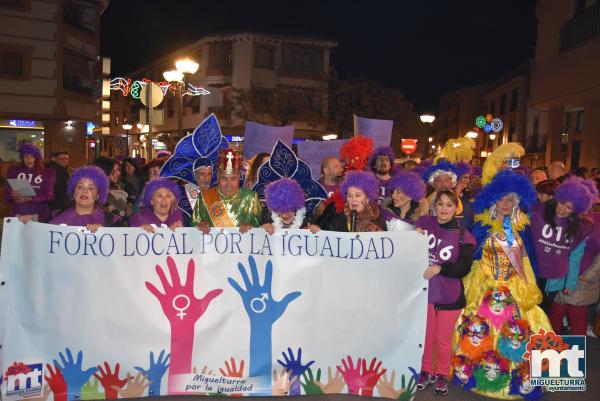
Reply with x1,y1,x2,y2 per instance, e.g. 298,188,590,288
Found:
208,106,231,120
560,2,600,51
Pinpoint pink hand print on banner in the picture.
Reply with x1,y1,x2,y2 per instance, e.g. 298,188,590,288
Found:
145,256,222,393
337,356,386,396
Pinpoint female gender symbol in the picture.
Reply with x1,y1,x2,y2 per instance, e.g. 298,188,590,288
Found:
172,294,191,319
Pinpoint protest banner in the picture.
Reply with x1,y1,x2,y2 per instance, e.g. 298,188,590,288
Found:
353,115,393,148
243,122,294,160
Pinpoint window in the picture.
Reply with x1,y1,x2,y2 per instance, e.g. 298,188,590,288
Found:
254,44,275,69
564,112,571,132
209,42,232,70
576,110,584,132
0,0,30,11
499,94,506,115
167,98,174,119
63,48,94,95
282,44,323,74
508,121,516,142
0,45,31,79
490,99,495,115
187,96,201,114
510,88,519,111
63,0,95,34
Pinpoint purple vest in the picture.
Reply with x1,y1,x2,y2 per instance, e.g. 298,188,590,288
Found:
416,215,475,265
531,205,580,279
50,208,107,226
129,208,184,228
320,182,339,198
6,165,56,222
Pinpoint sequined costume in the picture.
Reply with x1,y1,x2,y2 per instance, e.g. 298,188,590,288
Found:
192,186,261,228
451,163,550,400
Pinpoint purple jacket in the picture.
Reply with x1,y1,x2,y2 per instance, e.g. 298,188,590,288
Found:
129,208,184,228
51,207,108,226
6,165,56,222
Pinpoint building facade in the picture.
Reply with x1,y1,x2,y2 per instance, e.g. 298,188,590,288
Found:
110,32,337,158
530,0,600,169
0,0,108,166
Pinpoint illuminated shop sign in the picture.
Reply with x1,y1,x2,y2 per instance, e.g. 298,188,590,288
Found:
9,120,37,127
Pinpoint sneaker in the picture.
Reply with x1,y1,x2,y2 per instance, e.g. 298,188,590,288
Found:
417,371,435,391
587,324,597,338
434,374,448,396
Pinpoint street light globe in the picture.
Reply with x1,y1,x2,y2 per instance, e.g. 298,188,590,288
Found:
420,114,435,124
176,58,199,74
489,133,497,140
122,123,133,130
428,136,433,142
466,130,478,139
163,70,184,83
136,123,144,130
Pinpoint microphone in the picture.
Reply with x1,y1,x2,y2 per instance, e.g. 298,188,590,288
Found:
350,209,357,232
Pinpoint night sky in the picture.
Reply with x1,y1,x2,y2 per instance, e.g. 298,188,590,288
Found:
100,0,538,112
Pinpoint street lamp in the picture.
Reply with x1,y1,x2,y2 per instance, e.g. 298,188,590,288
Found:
122,122,133,157
466,129,479,139
420,114,436,158
163,57,199,139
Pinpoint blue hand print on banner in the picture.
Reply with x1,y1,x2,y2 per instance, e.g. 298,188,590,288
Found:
277,347,315,395
134,350,170,396
160,113,229,186
252,140,327,216
228,256,302,395
53,348,98,401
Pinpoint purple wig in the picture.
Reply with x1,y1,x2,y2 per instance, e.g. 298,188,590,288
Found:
387,171,426,200
420,159,433,168
18,143,42,161
455,162,472,178
156,150,172,158
67,166,109,204
265,178,305,213
411,165,428,179
555,180,595,215
341,170,379,203
368,146,397,173
565,176,599,198
142,178,181,211
471,166,483,177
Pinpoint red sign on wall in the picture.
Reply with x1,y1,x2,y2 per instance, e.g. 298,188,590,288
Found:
401,139,418,155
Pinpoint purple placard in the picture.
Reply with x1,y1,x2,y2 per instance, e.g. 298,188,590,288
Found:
297,139,348,178
353,114,393,148
243,121,294,159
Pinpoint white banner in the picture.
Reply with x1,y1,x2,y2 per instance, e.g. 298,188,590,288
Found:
0,220,427,400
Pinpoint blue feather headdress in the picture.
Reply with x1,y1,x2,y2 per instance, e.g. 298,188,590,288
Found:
474,169,536,214
252,140,327,216
423,160,459,185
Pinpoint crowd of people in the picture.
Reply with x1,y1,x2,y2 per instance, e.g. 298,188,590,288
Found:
1,132,599,399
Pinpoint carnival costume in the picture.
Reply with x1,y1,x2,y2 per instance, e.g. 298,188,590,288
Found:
160,114,229,216
192,148,261,228
252,140,326,218
451,143,550,400
261,178,309,229
381,170,427,224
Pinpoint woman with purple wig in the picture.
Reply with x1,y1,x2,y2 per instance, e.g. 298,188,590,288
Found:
50,166,118,232
381,170,427,224
261,178,309,235
314,171,386,232
6,143,56,223
530,178,594,330
129,178,183,232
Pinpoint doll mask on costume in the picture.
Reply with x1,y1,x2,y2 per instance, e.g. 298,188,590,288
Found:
451,355,475,390
458,315,493,359
473,350,511,393
498,319,531,362
509,361,543,401
477,286,516,329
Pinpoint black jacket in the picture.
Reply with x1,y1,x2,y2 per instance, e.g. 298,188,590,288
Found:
316,202,387,232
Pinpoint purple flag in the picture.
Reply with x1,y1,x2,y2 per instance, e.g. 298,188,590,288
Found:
297,139,348,178
353,114,393,148
243,121,294,160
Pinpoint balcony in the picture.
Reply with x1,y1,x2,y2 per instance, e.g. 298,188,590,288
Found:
207,106,231,120
560,2,600,52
